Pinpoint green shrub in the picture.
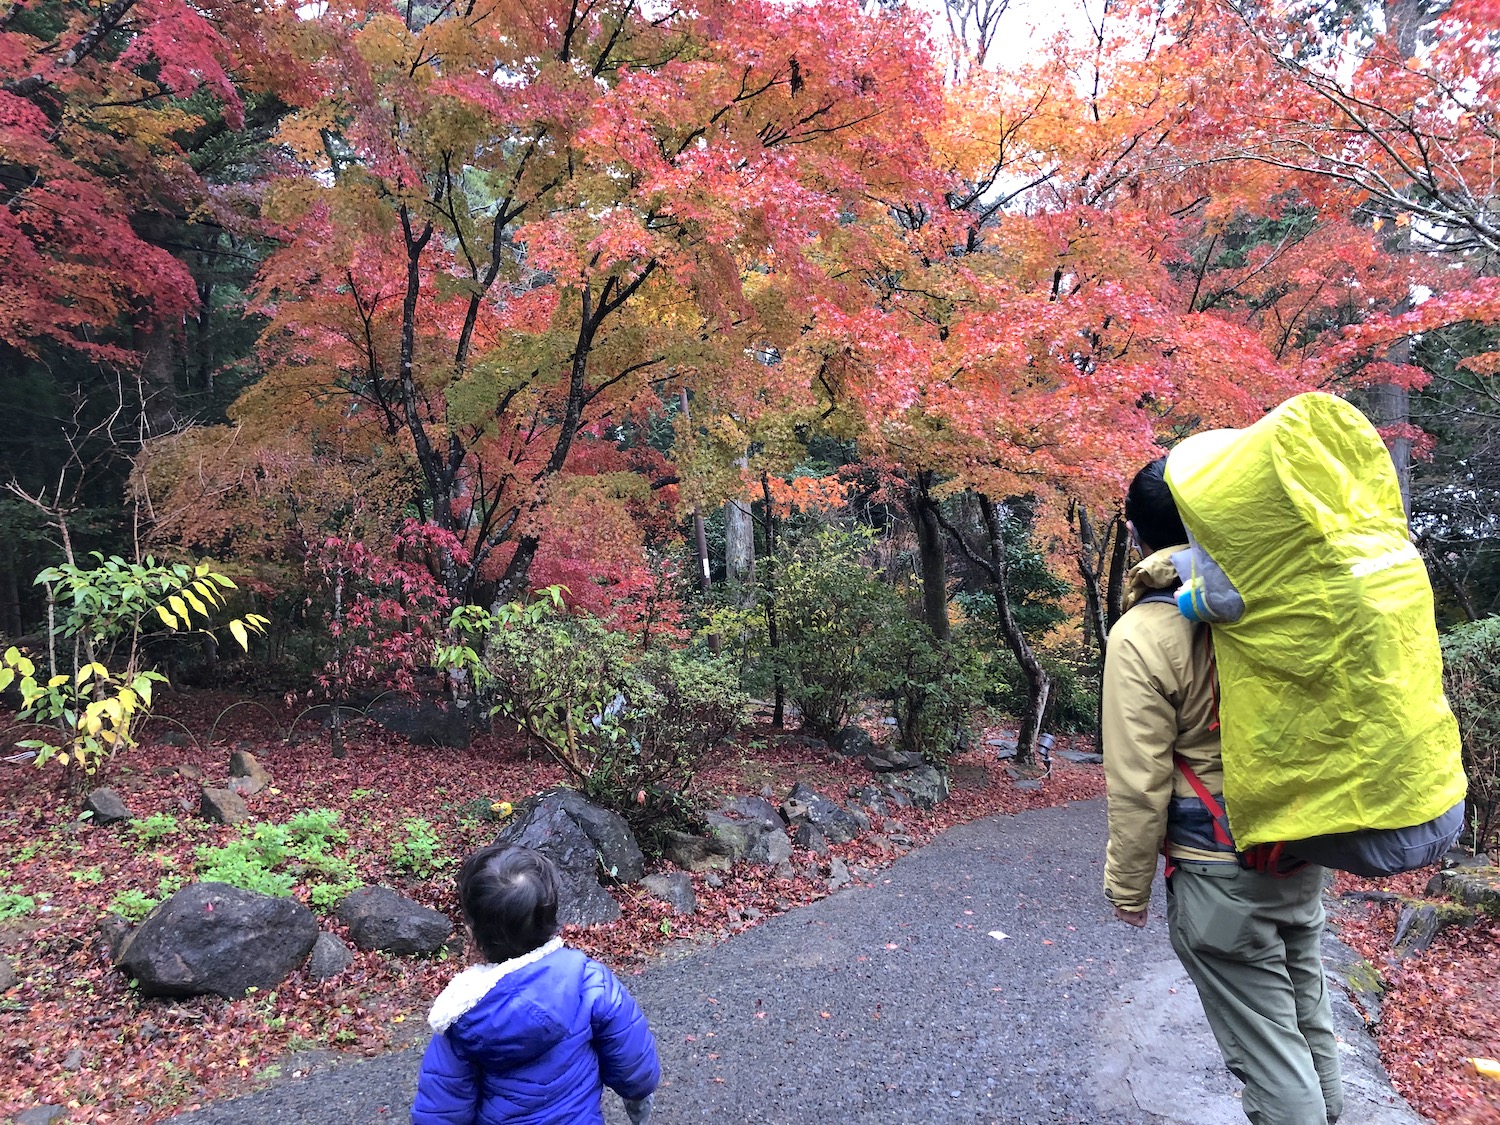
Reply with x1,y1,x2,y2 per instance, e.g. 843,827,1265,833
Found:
714,525,904,738
193,809,360,908
0,890,35,921
579,647,747,855
107,889,158,922
888,626,987,763
391,817,446,879
439,595,747,856
130,813,180,845
1441,616,1500,853
982,647,1099,735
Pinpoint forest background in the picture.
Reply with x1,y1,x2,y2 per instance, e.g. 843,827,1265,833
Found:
3,0,1500,1116
4,0,1499,775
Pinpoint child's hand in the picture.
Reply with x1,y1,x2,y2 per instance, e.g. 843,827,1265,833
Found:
623,1094,653,1124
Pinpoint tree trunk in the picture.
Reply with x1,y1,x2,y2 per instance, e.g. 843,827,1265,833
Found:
1105,515,1130,629
725,457,755,606
1366,376,1413,521
1367,0,1427,521
679,392,712,598
1071,501,1108,659
904,472,951,641
758,472,784,727
977,494,1051,767
132,318,180,439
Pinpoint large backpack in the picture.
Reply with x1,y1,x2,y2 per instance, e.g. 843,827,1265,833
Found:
1136,589,1463,877
1154,392,1466,878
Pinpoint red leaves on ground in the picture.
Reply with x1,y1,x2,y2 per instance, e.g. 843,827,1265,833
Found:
1331,871,1500,1124
0,695,1082,1122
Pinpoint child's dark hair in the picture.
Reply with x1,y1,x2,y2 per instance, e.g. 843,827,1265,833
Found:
457,844,561,963
1125,456,1189,554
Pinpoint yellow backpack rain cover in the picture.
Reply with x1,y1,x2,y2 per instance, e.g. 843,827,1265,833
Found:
1164,392,1466,849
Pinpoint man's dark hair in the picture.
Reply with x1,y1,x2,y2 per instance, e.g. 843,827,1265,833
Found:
1125,456,1188,554
457,844,560,963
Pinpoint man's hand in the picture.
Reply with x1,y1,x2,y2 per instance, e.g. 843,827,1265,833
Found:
624,1094,654,1125
1114,905,1147,928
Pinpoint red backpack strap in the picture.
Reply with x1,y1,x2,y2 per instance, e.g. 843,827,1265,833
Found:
1174,756,1235,849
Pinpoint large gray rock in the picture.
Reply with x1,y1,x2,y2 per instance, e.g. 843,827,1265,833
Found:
640,872,697,915
116,882,318,999
493,788,644,925
792,821,830,856
1426,865,1500,914
782,782,865,845
227,750,272,796
661,829,732,874
883,765,950,809
1392,902,1471,959
84,787,133,825
200,787,249,825
848,785,891,817
731,795,785,830
336,886,452,956
831,726,877,759
365,696,474,749
863,747,925,773
705,810,793,867
307,931,355,980
1056,748,1104,765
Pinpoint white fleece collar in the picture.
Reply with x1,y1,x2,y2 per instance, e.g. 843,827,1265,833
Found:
428,936,566,1033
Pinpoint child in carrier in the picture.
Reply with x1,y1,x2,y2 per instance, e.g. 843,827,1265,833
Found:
412,844,660,1125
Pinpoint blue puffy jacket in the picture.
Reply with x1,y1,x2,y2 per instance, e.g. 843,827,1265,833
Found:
411,937,659,1125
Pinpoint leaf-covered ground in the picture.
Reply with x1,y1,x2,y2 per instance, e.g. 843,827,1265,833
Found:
5,696,1496,1123
0,695,1106,1123
1330,869,1500,1124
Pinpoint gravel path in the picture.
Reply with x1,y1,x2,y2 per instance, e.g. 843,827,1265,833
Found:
170,798,1423,1124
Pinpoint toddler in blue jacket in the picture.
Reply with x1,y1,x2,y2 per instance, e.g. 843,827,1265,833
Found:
412,844,660,1125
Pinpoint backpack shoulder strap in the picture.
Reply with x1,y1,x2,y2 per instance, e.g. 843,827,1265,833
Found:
1173,756,1234,849
1134,589,1178,608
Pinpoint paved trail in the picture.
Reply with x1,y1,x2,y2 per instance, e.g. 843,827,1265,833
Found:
171,799,1423,1124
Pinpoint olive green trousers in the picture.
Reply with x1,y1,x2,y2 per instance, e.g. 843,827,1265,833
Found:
1167,860,1344,1125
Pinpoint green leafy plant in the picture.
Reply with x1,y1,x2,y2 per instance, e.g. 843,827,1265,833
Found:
713,525,904,738
438,591,747,854
107,889,158,922
69,867,104,885
390,817,446,879
0,555,268,777
129,813,180,845
194,809,360,908
0,891,36,921
888,625,987,764
1441,616,1500,853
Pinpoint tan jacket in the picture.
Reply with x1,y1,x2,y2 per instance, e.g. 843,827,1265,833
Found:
1102,547,1228,912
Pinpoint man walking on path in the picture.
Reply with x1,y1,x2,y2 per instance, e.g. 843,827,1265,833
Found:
1103,458,1343,1125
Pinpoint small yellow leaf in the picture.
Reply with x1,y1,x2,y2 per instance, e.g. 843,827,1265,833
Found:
156,605,178,629
230,619,250,651
1471,1058,1500,1081
49,674,71,688
168,595,190,623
